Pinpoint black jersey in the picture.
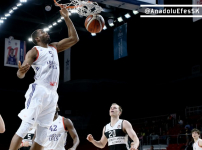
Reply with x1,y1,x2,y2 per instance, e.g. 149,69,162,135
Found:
104,119,130,150
19,128,35,150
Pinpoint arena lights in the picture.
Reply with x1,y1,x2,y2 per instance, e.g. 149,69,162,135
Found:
103,25,107,30
133,10,139,15
43,28,49,32
125,13,131,18
91,33,96,36
1,17,6,20
53,22,57,26
117,17,123,22
20,0,27,2
9,9,14,14
108,19,114,27
57,19,62,23
0,20,4,23
13,6,18,10
5,14,10,17
28,38,32,41
17,3,22,6
48,25,53,28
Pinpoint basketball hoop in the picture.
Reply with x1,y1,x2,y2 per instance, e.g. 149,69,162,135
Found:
53,0,103,16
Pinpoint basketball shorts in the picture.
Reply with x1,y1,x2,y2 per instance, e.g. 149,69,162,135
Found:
18,83,58,128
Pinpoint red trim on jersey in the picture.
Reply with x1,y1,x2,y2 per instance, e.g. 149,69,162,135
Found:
34,47,39,62
62,117,68,131
198,141,202,148
49,45,57,52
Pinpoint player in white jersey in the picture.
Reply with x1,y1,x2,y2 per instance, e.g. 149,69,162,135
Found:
0,114,5,133
192,128,202,150
8,5,79,150
87,103,139,150
32,105,80,150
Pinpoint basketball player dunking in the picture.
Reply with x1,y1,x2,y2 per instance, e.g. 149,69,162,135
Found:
87,103,139,150
192,128,202,150
8,6,79,150
42,104,79,150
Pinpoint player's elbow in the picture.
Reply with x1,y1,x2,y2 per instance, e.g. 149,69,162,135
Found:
0,128,5,133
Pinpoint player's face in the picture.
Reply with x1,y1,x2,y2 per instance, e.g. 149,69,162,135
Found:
38,29,51,44
110,104,120,117
192,131,200,139
10,49,14,55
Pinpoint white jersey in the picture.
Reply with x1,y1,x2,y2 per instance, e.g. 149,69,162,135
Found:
104,119,130,150
193,139,202,150
32,45,59,91
43,115,68,150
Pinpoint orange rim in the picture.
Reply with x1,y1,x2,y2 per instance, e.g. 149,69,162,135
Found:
54,0,92,9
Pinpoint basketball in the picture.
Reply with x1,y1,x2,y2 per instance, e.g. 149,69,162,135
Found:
85,14,105,33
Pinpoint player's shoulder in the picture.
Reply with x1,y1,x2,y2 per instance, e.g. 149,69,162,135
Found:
122,119,132,126
62,116,73,125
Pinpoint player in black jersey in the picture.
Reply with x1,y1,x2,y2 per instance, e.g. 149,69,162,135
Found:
18,128,35,150
87,103,139,150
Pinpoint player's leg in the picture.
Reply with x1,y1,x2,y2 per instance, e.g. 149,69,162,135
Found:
30,125,49,150
9,121,33,150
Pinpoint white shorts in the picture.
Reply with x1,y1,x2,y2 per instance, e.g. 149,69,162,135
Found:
18,83,58,128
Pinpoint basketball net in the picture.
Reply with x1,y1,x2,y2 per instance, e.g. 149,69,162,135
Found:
54,0,103,16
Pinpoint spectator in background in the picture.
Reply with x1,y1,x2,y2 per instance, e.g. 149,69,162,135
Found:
185,121,191,130
150,145,154,150
0,114,5,133
178,119,184,127
150,131,159,145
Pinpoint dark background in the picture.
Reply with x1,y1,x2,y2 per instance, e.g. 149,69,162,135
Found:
0,0,202,148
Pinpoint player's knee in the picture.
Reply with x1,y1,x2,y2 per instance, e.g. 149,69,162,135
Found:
16,121,32,138
35,125,48,146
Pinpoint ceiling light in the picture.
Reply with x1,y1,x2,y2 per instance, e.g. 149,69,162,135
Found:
0,20,4,23
13,6,18,10
28,38,32,41
57,19,62,23
43,28,49,31
48,25,53,28
53,22,57,26
1,17,6,20
45,5,52,11
20,0,27,2
17,3,22,6
9,10,14,13
133,10,139,15
108,19,114,27
109,23,114,26
61,17,64,19
125,13,131,18
5,14,11,17
91,33,96,36
117,17,123,22
103,25,107,30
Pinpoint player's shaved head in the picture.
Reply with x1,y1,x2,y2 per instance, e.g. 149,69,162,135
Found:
31,29,40,45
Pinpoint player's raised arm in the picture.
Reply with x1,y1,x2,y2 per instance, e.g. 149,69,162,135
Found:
123,120,139,150
17,48,37,79
86,126,108,148
64,118,80,150
51,6,79,53
0,114,5,133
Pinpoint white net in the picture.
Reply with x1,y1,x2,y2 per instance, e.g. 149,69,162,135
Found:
55,0,103,16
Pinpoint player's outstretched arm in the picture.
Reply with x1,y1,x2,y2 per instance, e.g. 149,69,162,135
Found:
123,120,139,150
64,118,80,150
0,114,5,133
17,48,37,79
50,6,79,53
86,127,108,149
